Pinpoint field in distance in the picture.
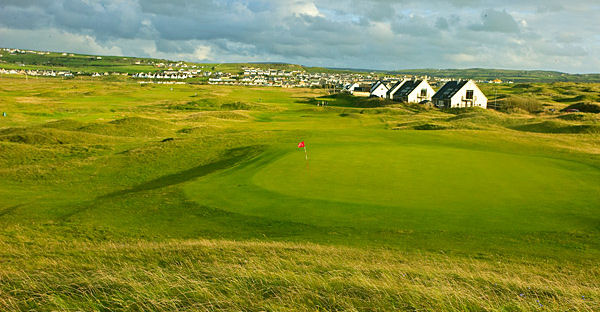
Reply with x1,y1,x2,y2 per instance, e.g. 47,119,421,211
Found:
0,76,599,311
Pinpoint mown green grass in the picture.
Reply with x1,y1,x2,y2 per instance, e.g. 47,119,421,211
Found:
0,76,599,311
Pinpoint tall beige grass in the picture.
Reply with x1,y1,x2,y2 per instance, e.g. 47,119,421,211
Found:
0,237,597,311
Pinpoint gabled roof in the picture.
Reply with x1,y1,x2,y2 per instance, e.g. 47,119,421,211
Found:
386,80,407,97
369,81,381,93
432,80,469,100
370,80,388,93
394,80,423,98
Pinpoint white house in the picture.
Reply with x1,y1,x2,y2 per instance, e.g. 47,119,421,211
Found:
390,79,435,103
386,79,407,99
370,81,389,98
344,82,360,93
432,80,488,108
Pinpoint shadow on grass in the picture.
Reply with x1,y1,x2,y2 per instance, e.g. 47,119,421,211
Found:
303,93,394,108
100,145,265,199
58,145,265,221
0,205,24,218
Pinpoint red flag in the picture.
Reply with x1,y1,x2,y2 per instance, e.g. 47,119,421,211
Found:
297,141,305,148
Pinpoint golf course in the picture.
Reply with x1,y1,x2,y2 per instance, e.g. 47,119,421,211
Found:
1,75,599,311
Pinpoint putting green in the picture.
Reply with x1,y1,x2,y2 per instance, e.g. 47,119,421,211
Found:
185,142,600,233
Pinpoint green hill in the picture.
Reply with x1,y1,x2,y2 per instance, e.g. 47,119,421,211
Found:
4,48,600,81
391,68,600,83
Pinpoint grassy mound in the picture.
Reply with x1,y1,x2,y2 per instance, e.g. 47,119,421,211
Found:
0,132,63,145
78,117,173,137
499,95,544,113
315,93,396,108
41,119,88,131
412,123,450,130
0,142,57,166
511,120,600,134
444,110,534,130
553,94,598,103
177,125,222,135
338,112,362,118
446,110,506,124
561,102,600,113
220,101,263,110
167,99,214,111
186,111,250,121
168,100,265,111
109,116,173,128
442,107,488,115
556,113,599,121
0,127,113,145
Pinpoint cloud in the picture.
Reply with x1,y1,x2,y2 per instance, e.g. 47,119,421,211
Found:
0,0,598,73
0,27,123,56
435,17,449,30
289,1,323,17
469,9,520,33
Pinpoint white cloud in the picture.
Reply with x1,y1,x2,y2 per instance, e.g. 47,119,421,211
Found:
0,27,123,56
289,1,323,17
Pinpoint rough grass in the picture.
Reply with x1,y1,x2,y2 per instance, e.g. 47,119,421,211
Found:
562,102,600,113
314,93,396,108
185,111,251,121
511,120,600,134
0,237,597,312
0,127,120,145
77,117,174,137
499,95,544,113
177,125,223,136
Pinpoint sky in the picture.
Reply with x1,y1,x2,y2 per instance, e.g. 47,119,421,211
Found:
1,0,599,73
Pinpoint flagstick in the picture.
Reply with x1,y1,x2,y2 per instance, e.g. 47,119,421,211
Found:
303,146,308,160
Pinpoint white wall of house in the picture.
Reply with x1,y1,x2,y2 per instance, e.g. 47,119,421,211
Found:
370,83,389,98
346,83,360,93
353,91,371,97
449,80,488,108
406,81,435,103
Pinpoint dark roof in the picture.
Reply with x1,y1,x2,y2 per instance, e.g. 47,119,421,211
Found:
394,80,423,98
432,80,468,100
370,81,382,92
386,80,406,97
353,85,370,92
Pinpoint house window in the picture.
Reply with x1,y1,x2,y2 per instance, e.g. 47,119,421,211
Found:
420,88,427,97
466,90,474,100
